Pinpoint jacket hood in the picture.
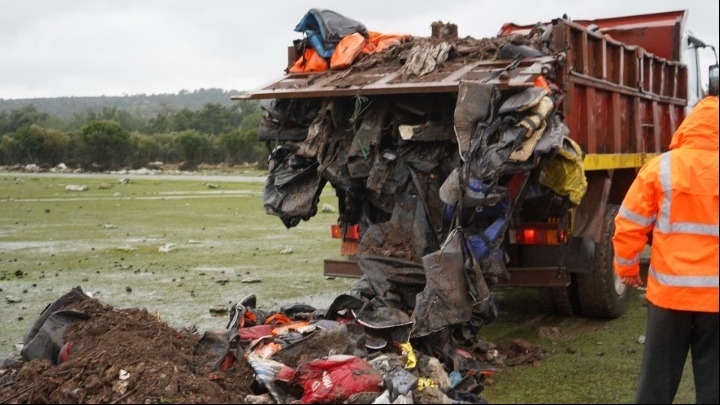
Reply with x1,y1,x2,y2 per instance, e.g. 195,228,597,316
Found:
669,96,719,151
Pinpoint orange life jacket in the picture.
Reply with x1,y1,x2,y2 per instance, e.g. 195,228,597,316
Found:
613,96,719,312
330,32,367,70
330,31,410,70
289,47,329,73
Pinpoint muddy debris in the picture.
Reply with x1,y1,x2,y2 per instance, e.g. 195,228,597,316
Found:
0,295,255,404
0,286,545,404
1,9,566,403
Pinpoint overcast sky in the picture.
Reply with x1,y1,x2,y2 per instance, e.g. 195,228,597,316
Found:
1,0,718,100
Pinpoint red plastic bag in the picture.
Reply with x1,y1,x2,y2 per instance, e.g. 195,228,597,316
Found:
238,324,273,342
293,355,383,403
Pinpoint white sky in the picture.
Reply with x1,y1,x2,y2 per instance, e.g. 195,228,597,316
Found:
1,0,718,100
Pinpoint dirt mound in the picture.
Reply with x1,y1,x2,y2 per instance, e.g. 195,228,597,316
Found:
0,290,549,404
0,299,255,404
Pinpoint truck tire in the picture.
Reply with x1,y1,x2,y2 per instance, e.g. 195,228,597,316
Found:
575,204,630,319
538,278,580,316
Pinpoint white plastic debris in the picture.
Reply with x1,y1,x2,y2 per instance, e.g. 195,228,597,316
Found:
158,243,177,253
65,184,88,191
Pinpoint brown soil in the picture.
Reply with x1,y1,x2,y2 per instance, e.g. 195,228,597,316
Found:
0,299,255,404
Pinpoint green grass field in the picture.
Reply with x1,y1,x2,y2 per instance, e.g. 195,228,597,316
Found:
0,172,696,403
0,173,355,354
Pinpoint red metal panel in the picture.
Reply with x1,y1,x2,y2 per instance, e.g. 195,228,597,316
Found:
652,101,661,154
553,19,687,158
499,10,687,61
611,93,622,153
632,97,642,154
586,86,597,154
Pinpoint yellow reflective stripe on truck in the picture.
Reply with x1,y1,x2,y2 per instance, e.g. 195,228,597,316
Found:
582,153,658,171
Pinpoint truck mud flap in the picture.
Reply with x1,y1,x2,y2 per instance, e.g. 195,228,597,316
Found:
562,236,596,274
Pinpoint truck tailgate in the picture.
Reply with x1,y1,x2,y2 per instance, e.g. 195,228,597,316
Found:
234,57,550,100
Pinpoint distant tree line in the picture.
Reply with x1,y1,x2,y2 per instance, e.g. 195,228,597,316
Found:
0,88,243,120
0,99,269,171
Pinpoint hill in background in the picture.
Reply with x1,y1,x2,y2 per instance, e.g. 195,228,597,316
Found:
0,88,245,119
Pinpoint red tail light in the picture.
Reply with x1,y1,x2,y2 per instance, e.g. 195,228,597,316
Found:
331,224,342,239
509,228,566,245
330,224,360,241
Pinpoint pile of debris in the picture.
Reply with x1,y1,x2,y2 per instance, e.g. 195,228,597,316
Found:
256,8,583,404
260,6,582,356
0,288,254,404
0,287,547,404
2,9,569,404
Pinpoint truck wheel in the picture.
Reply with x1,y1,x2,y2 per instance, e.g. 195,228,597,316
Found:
575,204,629,319
538,278,580,316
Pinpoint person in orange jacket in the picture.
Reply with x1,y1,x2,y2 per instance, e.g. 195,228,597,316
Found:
613,95,719,404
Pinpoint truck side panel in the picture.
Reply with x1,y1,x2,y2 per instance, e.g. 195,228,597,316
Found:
551,19,687,169
238,17,688,170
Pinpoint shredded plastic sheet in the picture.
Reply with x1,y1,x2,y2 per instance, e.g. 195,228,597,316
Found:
539,137,588,205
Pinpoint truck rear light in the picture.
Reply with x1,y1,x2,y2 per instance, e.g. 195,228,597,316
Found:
331,224,342,239
330,224,360,241
509,228,566,245
345,225,360,240
341,241,358,256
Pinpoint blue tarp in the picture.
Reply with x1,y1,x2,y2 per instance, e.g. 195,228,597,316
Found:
294,9,368,59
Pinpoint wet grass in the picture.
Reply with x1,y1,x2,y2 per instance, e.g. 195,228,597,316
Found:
0,173,697,403
480,285,695,403
0,173,355,356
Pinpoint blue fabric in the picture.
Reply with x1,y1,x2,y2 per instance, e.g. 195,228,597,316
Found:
294,9,368,59
306,30,335,59
467,218,506,260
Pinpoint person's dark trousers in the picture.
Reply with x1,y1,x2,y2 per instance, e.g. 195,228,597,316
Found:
635,301,719,404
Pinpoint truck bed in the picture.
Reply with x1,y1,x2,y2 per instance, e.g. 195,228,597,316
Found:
236,15,689,170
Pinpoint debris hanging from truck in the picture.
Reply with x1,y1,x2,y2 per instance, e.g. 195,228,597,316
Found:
258,7,592,353
246,8,692,324
1,7,697,405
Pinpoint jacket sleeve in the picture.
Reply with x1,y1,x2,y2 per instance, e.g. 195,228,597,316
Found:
612,160,660,277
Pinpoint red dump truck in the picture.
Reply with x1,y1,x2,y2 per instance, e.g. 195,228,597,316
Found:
236,10,717,320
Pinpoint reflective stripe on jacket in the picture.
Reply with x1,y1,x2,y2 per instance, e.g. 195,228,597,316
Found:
613,96,719,312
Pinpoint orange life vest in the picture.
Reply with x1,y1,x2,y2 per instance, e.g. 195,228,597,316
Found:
289,47,329,73
330,31,410,70
613,96,719,312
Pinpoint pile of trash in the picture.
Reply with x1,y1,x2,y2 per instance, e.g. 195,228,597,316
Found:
2,9,574,404
255,8,585,404
0,287,548,404
261,4,583,366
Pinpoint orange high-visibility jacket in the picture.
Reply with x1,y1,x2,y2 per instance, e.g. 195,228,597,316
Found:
613,96,719,312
